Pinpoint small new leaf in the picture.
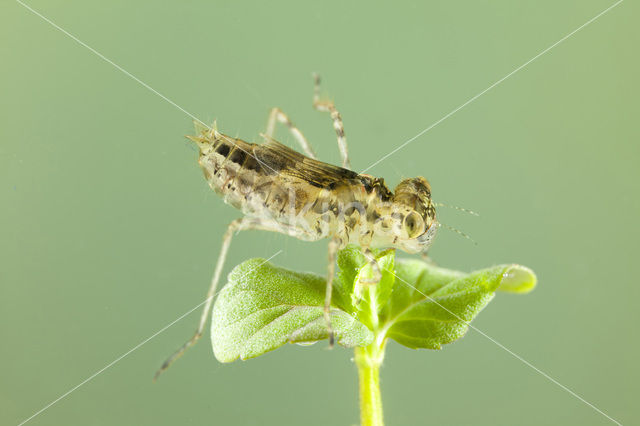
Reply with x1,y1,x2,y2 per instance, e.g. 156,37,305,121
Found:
350,249,396,330
211,258,373,363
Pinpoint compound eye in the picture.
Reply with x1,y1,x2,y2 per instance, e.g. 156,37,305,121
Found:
403,211,425,239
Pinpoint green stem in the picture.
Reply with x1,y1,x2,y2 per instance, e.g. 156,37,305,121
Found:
355,343,385,426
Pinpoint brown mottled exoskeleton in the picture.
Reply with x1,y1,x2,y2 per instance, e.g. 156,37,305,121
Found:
155,75,437,379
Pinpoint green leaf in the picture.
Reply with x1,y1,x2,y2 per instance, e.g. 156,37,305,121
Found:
382,259,465,321
211,258,373,363
382,261,537,349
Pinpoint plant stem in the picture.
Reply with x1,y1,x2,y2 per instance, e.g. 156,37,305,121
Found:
355,343,385,426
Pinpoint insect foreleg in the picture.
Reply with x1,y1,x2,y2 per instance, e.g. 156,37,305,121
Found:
155,217,250,380
264,107,317,159
312,73,351,169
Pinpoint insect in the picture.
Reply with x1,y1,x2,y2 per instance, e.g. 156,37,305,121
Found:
155,75,437,379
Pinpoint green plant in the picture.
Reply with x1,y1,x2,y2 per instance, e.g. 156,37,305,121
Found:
211,246,536,426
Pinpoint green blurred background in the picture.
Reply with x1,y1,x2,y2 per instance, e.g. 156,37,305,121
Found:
1,1,638,425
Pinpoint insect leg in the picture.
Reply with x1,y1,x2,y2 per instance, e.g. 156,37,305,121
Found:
264,107,317,159
324,237,341,347
154,217,248,380
312,73,351,169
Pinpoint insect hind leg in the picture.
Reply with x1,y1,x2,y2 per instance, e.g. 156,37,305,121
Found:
312,73,351,170
264,107,317,159
154,217,247,380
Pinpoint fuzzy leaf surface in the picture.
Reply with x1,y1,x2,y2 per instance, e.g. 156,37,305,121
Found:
211,258,373,363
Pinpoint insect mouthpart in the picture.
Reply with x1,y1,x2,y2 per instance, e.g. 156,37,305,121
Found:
417,221,438,246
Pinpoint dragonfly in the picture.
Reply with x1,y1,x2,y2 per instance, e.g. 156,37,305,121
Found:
155,75,438,379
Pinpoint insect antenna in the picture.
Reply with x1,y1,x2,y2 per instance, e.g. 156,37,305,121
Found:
433,202,479,217
437,222,478,245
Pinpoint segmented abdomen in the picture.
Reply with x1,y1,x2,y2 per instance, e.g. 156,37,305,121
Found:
197,133,316,221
